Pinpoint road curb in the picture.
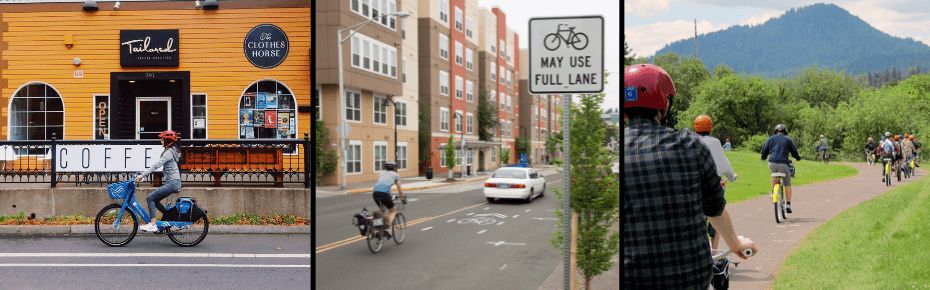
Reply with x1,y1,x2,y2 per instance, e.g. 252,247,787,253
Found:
0,225,312,235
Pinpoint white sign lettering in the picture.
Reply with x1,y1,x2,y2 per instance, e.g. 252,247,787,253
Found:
56,145,166,172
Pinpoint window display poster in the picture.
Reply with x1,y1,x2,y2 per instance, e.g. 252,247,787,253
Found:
246,127,255,138
289,117,296,135
253,110,264,126
240,126,247,138
266,94,278,109
277,112,289,130
194,118,206,128
243,93,254,108
265,110,276,128
240,109,252,126
256,92,267,109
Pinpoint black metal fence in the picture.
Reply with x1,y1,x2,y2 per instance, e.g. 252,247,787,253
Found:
0,133,311,188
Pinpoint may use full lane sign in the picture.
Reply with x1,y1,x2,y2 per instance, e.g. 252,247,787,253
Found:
528,16,604,94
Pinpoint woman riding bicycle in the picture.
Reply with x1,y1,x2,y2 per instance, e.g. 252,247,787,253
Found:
865,137,876,163
135,130,182,232
371,161,406,238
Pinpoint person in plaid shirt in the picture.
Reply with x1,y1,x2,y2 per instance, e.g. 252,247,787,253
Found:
624,64,757,289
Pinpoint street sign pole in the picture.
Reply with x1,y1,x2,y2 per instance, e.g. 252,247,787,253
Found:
562,93,571,290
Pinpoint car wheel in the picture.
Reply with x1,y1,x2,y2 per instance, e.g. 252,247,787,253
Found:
525,189,534,203
540,185,546,197
486,197,495,203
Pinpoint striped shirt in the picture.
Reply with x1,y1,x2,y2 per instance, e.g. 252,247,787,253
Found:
624,117,726,289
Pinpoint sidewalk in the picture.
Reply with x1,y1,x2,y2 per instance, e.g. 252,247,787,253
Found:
315,164,560,198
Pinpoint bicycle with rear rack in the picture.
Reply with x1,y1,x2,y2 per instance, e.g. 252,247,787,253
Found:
94,174,209,247
352,195,406,253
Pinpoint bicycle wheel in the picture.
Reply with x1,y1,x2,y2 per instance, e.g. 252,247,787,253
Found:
167,216,209,247
392,213,406,244
773,184,783,223
543,34,561,50
95,203,138,247
780,186,788,220
570,33,589,50
897,164,902,182
367,226,384,253
886,163,892,186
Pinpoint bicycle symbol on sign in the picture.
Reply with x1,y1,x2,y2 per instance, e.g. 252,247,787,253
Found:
544,24,589,51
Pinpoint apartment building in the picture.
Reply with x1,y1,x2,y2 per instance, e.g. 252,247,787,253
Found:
316,0,418,185
418,0,486,178
519,49,552,165
476,6,519,169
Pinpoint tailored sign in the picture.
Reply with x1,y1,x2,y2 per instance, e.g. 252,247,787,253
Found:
120,30,180,67
244,24,289,69
528,16,604,94
56,145,165,172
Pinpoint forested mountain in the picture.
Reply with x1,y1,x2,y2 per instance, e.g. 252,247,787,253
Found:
653,3,930,78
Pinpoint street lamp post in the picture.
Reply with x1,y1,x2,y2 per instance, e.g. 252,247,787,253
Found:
337,11,410,189
453,112,465,179
382,98,398,162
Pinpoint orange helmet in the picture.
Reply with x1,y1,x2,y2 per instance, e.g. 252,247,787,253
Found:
694,115,713,133
895,135,900,141
158,130,178,141
910,135,915,140
905,134,910,139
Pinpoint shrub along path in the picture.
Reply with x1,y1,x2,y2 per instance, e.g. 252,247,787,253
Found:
725,162,924,289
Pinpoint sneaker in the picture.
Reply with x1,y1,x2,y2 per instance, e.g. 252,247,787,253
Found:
786,204,793,214
140,223,158,232
384,231,392,239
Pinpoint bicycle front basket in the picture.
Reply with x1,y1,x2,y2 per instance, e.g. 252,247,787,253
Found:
107,180,133,200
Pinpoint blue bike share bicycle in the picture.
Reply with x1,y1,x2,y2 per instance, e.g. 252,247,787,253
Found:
94,174,209,247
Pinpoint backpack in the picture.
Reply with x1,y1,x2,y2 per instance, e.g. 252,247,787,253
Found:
352,208,373,236
882,140,895,155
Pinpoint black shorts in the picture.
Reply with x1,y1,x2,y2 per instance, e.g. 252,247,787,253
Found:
372,191,394,209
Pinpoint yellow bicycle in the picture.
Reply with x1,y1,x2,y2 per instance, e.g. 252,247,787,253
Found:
772,172,787,223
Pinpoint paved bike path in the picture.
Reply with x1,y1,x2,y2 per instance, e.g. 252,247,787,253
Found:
727,162,925,289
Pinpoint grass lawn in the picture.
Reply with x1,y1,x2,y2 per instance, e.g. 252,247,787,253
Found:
772,174,930,289
724,150,859,203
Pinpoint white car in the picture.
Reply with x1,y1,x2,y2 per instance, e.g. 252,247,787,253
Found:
483,168,547,203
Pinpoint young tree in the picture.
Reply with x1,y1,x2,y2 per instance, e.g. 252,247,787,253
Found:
477,87,500,142
498,147,511,166
546,130,563,165
315,120,338,184
515,136,530,161
443,135,457,180
624,35,636,66
418,99,433,174
550,86,620,290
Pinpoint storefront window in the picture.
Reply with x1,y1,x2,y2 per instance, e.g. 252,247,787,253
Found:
191,94,207,139
9,82,63,155
238,80,297,140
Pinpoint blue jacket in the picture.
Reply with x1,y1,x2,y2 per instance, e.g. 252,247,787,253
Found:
760,134,801,164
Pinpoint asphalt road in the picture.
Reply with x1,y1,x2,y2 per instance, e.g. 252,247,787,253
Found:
0,233,311,289
315,174,564,290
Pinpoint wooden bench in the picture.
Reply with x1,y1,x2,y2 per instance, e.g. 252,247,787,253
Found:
153,145,284,187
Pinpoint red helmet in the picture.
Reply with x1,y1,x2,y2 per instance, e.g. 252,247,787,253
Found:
158,130,178,141
624,64,676,114
694,115,713,133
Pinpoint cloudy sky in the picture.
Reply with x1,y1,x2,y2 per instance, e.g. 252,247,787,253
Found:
625,0,930,58
482,0,620,111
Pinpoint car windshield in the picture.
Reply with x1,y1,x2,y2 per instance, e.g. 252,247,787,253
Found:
493,169,526,179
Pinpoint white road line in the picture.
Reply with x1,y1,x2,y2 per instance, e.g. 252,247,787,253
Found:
467,212,475,216
500,264,507,270
0,253,311,258
497,221,505,225
512,215,520,218
533,217,559,221
525,209,532,212
483,207,490,210
421,227,433,231
447,219,456,223
477,230,487,234
0,264,311,268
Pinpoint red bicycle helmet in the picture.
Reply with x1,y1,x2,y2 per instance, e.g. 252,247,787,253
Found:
158,130,178,141
624,64,676,115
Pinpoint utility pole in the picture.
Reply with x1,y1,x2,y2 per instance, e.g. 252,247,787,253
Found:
694,18,698,58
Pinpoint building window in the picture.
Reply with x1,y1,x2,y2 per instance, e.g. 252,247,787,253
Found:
395,100,407,127
190,94,207,139
507,71,512,87
507,95,512,112
353,34,397,77
466,48,473,71
390,50,397,78
389,2,396,29
455,41,463,65
347,141,362,174
499,92,505,110
352,36,360,67
491,147,496,163
316,89,323,121
362,39,370,69
402,57,407,83
238,80,297,140
362,0,370,17
372,0,379,21
382,47,389,76
490,89,496,103
490,61,497,82
500,66,505,84
466,17,473,38
507,45,513,62
500,40,505,56
373,95,387,125
401,17,406,40
456,149,462,166
439,0,448,23
440,149,447,167
346,90,361,122
490,35,496,57
373,43,381,74
439,34,449,60
507,121,512,137
397,143,408,170
455,110,463,132
352,0,395,30
468,149,474,165
466,113,474,134
455,76,463,99
466,80,474,102
374,142,387,172
9,82,64,154
440,70,449,96
455,7,463,31
499,118,505,136
440,107,449,131
352,0,359,13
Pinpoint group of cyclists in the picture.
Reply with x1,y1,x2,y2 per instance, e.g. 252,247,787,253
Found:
864,133,920,182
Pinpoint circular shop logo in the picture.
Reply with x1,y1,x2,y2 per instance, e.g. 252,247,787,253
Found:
244,24,289,69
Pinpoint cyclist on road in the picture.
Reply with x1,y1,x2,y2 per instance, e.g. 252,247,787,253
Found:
371,161,406,238
865,137,876,163
760,124,802,214
816,134,828,161
694,115,738,251
903,134,916,169
624,64,757,289
135,130,182,232
912,135,920,167
880,132,896,182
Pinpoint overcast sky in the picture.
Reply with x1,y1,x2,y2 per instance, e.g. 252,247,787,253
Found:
479,0,620,111
625,0,930,59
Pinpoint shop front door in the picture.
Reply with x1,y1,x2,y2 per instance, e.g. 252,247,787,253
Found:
136,97,171,139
